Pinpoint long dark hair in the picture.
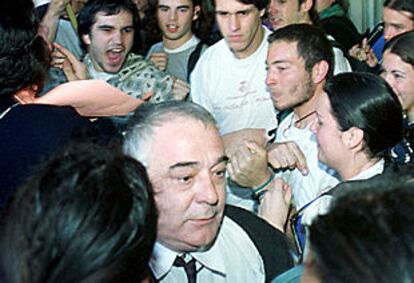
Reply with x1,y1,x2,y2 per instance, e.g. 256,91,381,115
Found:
324,72,403,159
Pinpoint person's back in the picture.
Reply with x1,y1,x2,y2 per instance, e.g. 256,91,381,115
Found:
0,0,92,207
0,104,89,207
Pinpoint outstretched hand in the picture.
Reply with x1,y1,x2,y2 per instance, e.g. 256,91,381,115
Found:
51,43,88,81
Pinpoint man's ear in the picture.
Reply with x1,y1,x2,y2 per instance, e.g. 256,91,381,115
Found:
300,0,314,13
342,127,364,150
12,85,38,104
259,8,265,18
193,5,201,21
82,33,92,46
311,60,329,84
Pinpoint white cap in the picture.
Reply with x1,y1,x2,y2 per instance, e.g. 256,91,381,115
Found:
33,0,51,8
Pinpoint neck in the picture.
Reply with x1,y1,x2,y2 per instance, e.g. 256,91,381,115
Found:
163,33,193,50
293,83,324,127
339,153,380,181
234,26,264,59
407,107,414,123
302,14,312,25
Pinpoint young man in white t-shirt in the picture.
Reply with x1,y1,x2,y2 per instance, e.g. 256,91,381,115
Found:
190,0,278,211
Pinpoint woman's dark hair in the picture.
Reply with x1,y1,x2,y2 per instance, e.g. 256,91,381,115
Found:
0,0,50,99
78,0,141,50
0,143,157,283
308,174,414,283
324,72,403,159
383,30,414,67
384,0,414,21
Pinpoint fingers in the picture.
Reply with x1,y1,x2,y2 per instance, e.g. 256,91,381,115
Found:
267,142,308,175
150,52,168,71
258,177,292,232
366,49,379,67
172,79,190,101
51,49,66,69
227,141,270,188
53,43,78,63
142,92,153,101
51,43,87,81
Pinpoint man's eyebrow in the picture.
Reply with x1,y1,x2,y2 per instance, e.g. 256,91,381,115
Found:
211,156,229,169
168,156,228,171
169,161,198,170
177,5,191,9
97,24,115,29
269,59,289,65
215,8,252,14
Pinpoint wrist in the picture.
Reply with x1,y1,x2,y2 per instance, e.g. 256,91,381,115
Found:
252,172,275,201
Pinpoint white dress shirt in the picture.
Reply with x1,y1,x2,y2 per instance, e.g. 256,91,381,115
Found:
150,216,265,283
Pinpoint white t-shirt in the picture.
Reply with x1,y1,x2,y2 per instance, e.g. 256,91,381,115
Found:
190,27,278,136
275,112,340,209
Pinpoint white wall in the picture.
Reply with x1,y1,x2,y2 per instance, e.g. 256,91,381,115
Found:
348,0,384,33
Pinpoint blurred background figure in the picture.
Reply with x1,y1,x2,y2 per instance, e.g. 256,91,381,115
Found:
0,143,157,283
381,30,414,165
349,0,414,69
315,0,362,50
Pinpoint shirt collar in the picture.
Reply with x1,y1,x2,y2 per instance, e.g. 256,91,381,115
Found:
164,35,200,54
349,159,385,181
149,219,231,280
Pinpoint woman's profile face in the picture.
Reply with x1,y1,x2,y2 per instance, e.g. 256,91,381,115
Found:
311,92,347,172
381,50,414,115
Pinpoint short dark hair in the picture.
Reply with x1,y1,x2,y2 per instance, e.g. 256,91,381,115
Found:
212,0,269,11
0,143,157,283
0,0,50,99
384,0,414,21
78,0,140,49
384,30,414,67
308,171,414,283
324,72,403,159
268,23,334,78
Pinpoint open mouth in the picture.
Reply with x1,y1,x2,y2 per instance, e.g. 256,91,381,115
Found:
270,17,283,28
166,24,179,33
106,48,124,66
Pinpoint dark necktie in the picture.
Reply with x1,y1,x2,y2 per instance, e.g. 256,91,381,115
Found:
173,255,197,283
